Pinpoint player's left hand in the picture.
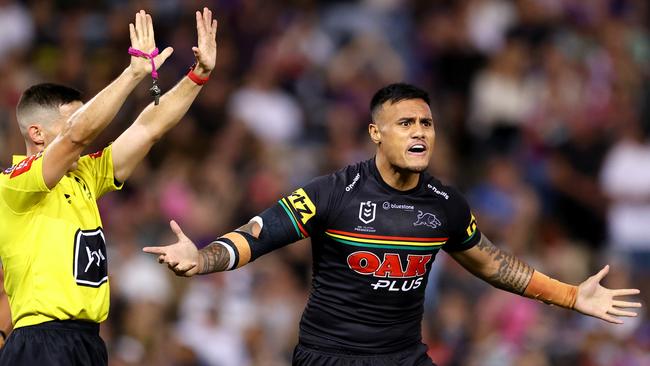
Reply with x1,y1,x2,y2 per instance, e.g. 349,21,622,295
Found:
573,265,642,324
191,7,218,78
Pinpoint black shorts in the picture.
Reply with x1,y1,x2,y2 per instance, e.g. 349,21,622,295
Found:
292,342,437,366
0,320,107,366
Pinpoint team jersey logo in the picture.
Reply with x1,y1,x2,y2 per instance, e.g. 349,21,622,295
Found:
73,228,108,287
347,251,432,291
287,188,316,225
413,211,441,229
358,201,376,224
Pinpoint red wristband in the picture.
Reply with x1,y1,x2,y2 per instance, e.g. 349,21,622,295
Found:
187,66,209,85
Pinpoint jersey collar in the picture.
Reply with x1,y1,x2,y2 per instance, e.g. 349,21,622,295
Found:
369,157,425,195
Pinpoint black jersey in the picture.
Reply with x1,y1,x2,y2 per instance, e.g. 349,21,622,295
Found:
256,158,481,353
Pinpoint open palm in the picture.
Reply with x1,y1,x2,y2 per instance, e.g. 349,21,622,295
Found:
128,10,173,78
574,265,642,324
192,7,218,75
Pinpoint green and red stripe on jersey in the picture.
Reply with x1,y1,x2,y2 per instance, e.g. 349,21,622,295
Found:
325,229,447,251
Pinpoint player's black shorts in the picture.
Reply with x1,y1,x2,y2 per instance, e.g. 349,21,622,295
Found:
0,320,107,366
292,342,437,366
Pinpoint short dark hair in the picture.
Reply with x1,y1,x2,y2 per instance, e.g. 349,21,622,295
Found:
17,83,83,116
370,83,430,119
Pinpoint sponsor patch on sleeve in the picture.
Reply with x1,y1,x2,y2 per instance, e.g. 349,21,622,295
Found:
9,152,42,178
287,188,316,225
465,213,477,237
88,149,104,159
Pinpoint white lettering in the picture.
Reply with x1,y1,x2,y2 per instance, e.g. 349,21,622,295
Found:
371,279,391,290
427,184,449,200
370,277,424,292
345,173,361,192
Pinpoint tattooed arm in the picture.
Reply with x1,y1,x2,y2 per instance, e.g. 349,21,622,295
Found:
448,235,533,294
196,220,261,274
142,219,265,276
448,234,642,323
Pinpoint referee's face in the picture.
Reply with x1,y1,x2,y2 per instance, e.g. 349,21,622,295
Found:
370,98,435,173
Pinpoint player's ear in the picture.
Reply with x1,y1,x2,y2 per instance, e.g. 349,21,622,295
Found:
368,123,381,145
27,124,45,146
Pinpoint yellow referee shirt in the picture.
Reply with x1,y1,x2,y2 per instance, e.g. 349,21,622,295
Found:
0,145,122,328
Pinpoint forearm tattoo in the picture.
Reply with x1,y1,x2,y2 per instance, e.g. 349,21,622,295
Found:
198,222,259,274
475,236,534,294
198,243,230,274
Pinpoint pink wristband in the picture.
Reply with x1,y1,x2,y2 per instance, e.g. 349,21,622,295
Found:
128,47,160,79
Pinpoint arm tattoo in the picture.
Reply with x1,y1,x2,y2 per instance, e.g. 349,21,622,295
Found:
198,243,230,274
475,236,534,294
197,221,259,274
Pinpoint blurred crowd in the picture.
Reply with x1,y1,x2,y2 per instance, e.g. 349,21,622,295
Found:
1,0,649,365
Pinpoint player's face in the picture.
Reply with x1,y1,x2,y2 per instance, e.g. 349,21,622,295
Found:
370,99,435,173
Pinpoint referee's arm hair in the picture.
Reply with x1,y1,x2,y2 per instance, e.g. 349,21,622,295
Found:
111,7,217,183
449,235,642,324
42,10,172,189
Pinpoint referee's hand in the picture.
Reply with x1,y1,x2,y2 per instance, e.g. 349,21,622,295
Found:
143,220,200,277
191,7,218,78
128,10,174,78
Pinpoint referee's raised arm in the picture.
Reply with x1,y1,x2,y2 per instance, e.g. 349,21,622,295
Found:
39,10,173,189
111,7,217,183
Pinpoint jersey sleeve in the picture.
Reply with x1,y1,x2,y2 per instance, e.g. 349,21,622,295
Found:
0,152,49,213
76,145,123,199
252,174,337,261
442,187,481,252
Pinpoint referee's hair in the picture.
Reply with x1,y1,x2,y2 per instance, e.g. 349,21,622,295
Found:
370,83,430,120
16,83,83,135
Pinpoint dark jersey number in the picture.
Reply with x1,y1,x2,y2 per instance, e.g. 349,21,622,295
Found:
73,228,108,287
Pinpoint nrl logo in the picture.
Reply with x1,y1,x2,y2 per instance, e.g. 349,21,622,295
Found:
413,211,441,229
359,201,376,224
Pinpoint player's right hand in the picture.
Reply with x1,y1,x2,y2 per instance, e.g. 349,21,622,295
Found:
128,10,174,79
143,220,200,277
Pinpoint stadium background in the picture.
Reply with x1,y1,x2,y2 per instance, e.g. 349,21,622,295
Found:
0,0,649,365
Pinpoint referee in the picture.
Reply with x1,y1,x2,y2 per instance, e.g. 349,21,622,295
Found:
0,8,217,365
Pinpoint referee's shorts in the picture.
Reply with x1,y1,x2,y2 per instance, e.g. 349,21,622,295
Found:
0,320,107,366
292,341,437,366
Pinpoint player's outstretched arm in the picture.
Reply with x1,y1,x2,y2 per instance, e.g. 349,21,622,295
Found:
42,10,172,189
145,188,318,276
111,7,217,183
142,219,260,276
449,235,642,324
